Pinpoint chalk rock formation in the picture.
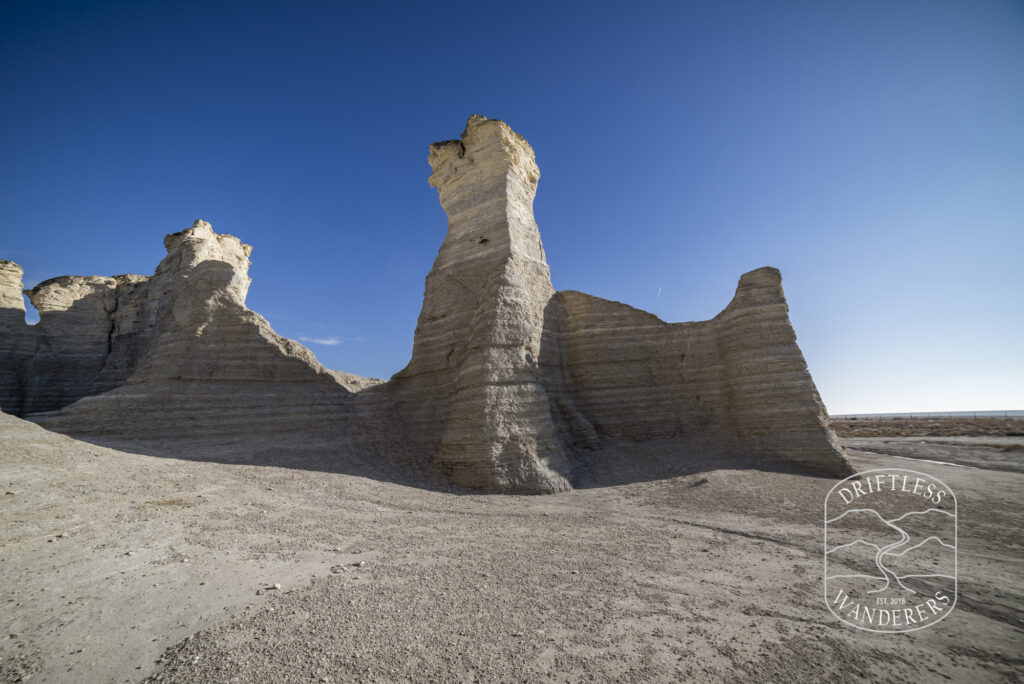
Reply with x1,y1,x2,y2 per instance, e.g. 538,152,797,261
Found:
388,115,850,489
6,221,367,439
388,115,592,492
0,261,35,415
558,268,846,474
2,260,162,416
0,260,27,316
21,274,150,414
1,116,851,492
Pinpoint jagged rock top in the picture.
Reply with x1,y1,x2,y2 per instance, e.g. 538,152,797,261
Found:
1,117,852,488
28,273,147,293
154,219,254,306
428,115,540,191
0,260,26,312
163,219,253,258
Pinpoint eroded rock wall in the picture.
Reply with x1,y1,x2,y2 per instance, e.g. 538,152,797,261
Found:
558,268,849,476
1,261,157,416
1,115,852,491
388,116,587,492
0,261,35,415
20,274,156,414
5,222,375,441
387,115,849,488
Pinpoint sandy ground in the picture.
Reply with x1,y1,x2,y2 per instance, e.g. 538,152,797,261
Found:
2,412,1022,683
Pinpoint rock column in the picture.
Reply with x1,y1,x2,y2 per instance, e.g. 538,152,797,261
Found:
392,116,576,492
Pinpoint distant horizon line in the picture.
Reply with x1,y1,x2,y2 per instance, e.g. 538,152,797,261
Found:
830,410,1023,419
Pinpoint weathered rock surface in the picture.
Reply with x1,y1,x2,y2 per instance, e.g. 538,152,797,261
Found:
558,267,847,475
386,116,850,488
6,222,376,440
0,261,36,415
387,116,589,492
22,274,151,414
0,116,851,492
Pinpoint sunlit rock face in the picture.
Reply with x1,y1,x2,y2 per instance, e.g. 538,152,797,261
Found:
389,116,851,489
0,116,851,492
557,267,849,476
4,221,370,440
388,116,589,492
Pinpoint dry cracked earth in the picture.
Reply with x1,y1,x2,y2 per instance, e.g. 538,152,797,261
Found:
1,413,1022,683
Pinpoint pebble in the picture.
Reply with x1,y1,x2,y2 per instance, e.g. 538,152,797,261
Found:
273,583,282,590
126,551,135,556
354,561,366,567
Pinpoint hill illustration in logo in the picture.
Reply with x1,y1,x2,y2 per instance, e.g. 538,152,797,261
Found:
826,506,954,592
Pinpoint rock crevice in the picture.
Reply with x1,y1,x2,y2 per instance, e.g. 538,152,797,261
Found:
3,221,369,439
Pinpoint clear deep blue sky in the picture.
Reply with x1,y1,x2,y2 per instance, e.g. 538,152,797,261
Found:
1,1,1021,414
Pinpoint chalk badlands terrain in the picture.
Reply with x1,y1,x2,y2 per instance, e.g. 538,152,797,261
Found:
1,117,1022,681
1,116,851,493
2,415,1023,682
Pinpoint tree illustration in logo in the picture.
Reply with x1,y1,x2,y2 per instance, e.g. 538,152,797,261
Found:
824,468,956,633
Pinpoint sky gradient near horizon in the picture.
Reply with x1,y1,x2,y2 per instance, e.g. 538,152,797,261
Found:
2,0,1021,415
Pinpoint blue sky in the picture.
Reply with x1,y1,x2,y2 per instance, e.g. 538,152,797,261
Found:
1,0,1021,414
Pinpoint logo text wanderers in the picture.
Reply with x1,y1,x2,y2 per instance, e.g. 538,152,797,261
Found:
824,468,957,633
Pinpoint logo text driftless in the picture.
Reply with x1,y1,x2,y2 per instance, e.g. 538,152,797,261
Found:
835,472,947,506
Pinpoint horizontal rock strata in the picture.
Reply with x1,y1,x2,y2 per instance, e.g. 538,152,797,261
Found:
558,268,848,475
0,261,36,415
4,222,380,441
387,116,585,492
387,116,851,488
1,116,852,492
22,274,152,414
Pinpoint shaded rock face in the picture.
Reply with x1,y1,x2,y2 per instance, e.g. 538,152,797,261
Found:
0,116,851,492
557,268,846,475
388,116,850,489
22,273,154,415
388,116,587,492
3,222,367,439
0,261,36,415
1,264,147,415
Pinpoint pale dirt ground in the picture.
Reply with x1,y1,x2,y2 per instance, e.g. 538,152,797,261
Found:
832,417,1024,439
2,412,1022,683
